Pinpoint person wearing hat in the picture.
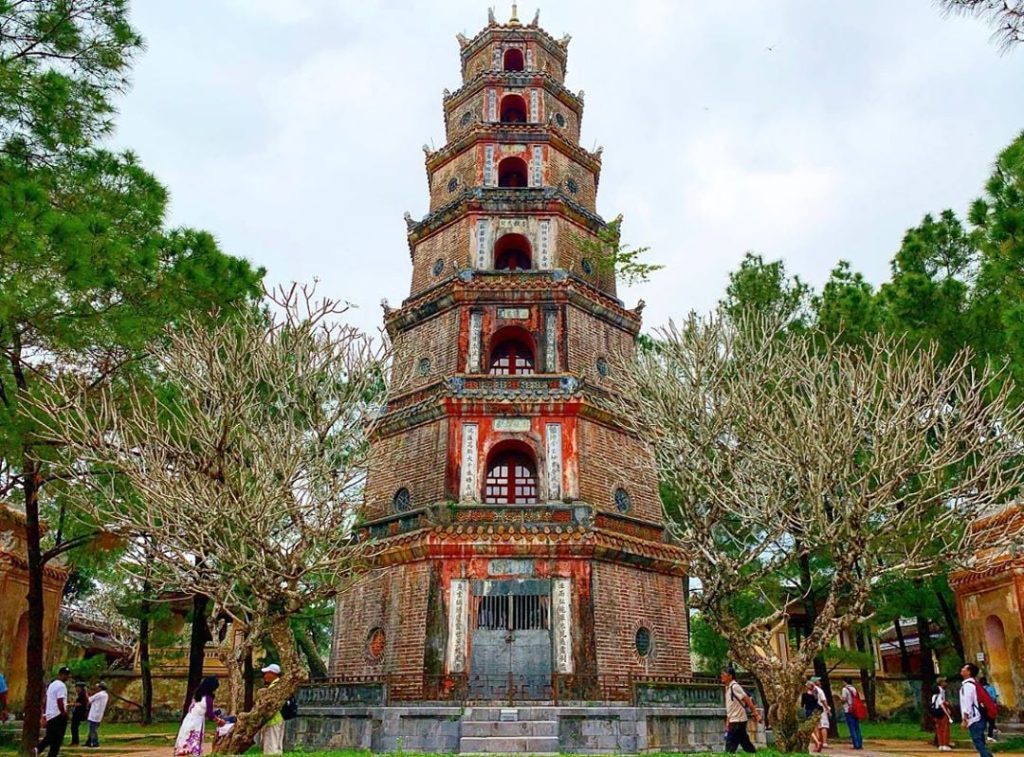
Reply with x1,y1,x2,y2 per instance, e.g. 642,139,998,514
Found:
260,664,285,754
37,665,70,757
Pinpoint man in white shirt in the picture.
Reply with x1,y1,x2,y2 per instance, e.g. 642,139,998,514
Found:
85,682,109,748
721,666,760,753
961,663,993,757
36,665,70,757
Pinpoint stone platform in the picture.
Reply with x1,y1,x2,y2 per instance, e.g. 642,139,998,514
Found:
285,703,767,753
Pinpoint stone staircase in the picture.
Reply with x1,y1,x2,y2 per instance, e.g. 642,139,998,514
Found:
460,706,560,754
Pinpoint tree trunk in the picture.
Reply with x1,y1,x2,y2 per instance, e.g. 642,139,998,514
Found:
893,618,912,676
917,614,937,733
936,589,965,662
183,593,210,716
855,627,877,720
296,627,328,679
139,579,153,725
219,617,308,754
798,554,838,737
19,461,45,757
244,648,255,711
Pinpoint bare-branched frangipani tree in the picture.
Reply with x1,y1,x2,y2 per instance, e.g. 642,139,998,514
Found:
938,0,1024,50
29,285,388,753
612,314,1024,752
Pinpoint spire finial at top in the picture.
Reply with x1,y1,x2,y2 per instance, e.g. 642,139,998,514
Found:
509,3,520,25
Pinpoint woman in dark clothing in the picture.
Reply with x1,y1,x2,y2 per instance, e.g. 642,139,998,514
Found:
70,682,88,746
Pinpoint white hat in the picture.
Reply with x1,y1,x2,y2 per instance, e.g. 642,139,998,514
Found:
261,664,281,675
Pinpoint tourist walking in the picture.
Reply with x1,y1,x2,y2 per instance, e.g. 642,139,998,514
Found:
980,676,1000,741
802,680,824,752
720,666,760,754
85,682,109,748
840,677,864,750
812,678,831,750
36,665,71,757
961,663,993,757
260,664,285,754
931,678,953,751
69,682,87,745
175,676,224,756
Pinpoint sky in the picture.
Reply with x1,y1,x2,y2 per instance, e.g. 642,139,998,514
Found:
114,1,1024,338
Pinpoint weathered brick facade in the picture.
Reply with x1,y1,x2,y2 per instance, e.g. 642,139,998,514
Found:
331,10,691,701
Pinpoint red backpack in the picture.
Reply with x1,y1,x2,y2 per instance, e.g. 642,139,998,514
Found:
845,686,868,720
973,681,999,720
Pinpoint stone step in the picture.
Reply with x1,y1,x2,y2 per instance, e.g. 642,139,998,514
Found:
459,735,561,753
462,706,558,721
461,719,559,737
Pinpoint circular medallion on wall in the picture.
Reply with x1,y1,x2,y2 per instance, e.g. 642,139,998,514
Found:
555,112,566,128
447,177,460,193
417,358,431,376
581,257,594,275
596,357,609,377
565,178,579,195
432,258,445,277
393,487,411,512
367,627,386,662
614,487,631,513
635,626,653,658
460,111,473,126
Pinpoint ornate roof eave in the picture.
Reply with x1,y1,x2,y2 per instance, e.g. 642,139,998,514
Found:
426,126,601,178
385,272,640,337
407,189,606,255
949,558,1024,589
371,379,636,440
0,550,71,581
362,524,688,576
442,70,583,131
458,24,569,68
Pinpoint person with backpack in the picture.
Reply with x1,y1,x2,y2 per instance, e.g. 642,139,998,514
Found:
720,666,760,753
979,676,1000,742
840,677,865,750
961,663,997,757
931,678,953,751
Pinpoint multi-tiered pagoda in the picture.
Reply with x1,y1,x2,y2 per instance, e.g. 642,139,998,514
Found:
329,6,690,703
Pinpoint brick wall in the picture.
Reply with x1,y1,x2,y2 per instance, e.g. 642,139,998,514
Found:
410,219,470,295
391,308,461,390
565,303,634,383
591,562,691,677
365,419,448,519
577,417,661,522
549,149,597,212
428,152,477,212
555,218,616,296
329,562,432,696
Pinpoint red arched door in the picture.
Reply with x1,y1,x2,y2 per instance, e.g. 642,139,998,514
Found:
484,451,537,504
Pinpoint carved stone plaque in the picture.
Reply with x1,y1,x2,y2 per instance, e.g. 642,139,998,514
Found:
468,311,483,372
538,219,551,269
552,577,573,673
447,578,469,672
494,417,531,432
497,307,529,320
460,424,479,502
546,423,562,499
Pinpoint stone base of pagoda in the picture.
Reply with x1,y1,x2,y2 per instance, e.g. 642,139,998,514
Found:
286,700,767,753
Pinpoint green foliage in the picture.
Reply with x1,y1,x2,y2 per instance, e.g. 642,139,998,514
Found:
0,0,143,162
60,655,108,681
689,612,731,673
576,217,663,286
721,252,811,328
813,261,879,344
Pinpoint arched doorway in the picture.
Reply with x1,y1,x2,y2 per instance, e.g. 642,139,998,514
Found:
984,615,1016,707
488,327,535,376
483,441,538,504
497,157,529,188
499,94,527,123
503,48,525,72
493,233,532,271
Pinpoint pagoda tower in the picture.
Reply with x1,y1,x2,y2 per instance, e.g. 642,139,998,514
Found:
329,7,690,701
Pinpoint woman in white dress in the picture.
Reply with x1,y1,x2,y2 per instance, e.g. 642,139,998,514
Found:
175,677,223,756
